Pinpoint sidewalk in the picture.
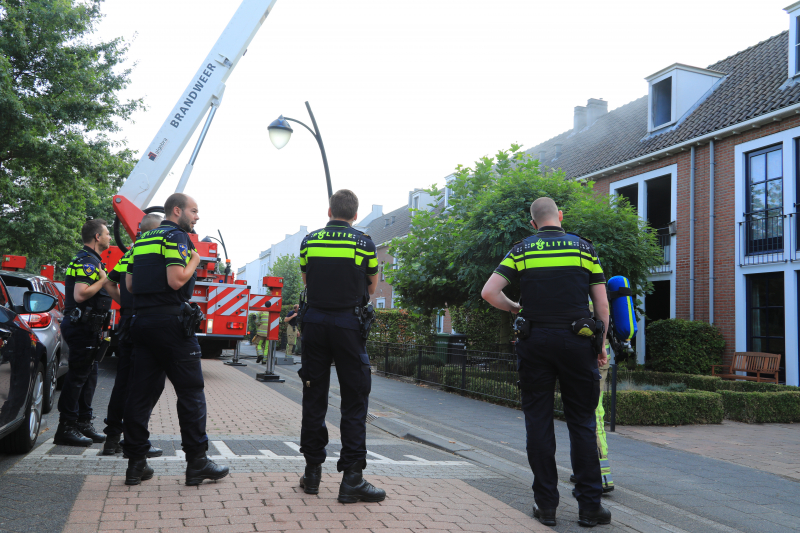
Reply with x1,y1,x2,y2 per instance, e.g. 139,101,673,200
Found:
24,353,548,533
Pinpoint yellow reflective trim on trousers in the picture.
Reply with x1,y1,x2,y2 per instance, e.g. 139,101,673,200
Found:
624,277,635,340
305,247,355,259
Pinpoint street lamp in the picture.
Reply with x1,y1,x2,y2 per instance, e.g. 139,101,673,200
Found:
268,101,333,199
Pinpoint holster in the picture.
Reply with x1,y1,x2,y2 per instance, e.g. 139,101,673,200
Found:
593,320,606,356
513,316,531,340
355,303,375,340
117,319,132,344
180,302,204,338
297,289,308,334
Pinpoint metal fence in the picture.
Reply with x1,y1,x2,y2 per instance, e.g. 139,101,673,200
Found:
740,212,785,266
366,340,617,429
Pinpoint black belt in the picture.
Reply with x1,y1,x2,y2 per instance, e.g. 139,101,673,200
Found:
134,305,182,316
119,308,133,316
530,322,573,330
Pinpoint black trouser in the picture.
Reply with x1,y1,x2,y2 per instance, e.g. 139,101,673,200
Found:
517,328,602,511
123,314,207,460
57,317,99,423
299,308,371,472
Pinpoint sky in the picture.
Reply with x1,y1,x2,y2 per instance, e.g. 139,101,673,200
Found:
93,0,791,270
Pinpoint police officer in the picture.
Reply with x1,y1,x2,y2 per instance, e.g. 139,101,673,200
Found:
122,193,228,486
54,219,116,447
101,213,165,457
481,197,611,528
252,309,270,363
297,189,385,504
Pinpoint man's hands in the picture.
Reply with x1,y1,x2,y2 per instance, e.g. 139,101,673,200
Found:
597,346,608,367
481,273,520,314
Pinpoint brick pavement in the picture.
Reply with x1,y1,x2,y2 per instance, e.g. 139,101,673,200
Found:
148,360,339,438
63,473,548,533
614,421,800,481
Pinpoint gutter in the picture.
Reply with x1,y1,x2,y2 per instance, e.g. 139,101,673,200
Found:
689,146,696,321
576,102,800,181
709,140,715,325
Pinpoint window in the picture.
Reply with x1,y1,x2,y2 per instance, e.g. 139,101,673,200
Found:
745,145,783,255
0,280,8,308
747,273,785,382
796,16,800,74
412,196,420,210
380,262,385,281
436,313,444,333
376,298,385,309
651,77,672,128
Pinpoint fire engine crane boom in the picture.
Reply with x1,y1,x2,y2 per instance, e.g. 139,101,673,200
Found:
117,0,279,212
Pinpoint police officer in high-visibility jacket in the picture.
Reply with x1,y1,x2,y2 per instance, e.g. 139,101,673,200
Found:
481,197,611,528
54,219,117,447
252,309,270,363
297,189,385,504
101,213,164,457
123,193,228,486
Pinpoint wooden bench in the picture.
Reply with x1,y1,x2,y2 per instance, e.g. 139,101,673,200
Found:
711,352,781,384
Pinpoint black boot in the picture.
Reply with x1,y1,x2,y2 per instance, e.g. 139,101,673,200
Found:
578,505,612,527
123,445,163,459
299,463,322,494
533,504,556,526
185,455,229,486
53,421,93,447
338,463,386,503
75,420,106,443
101,434,122,455
125,458,154,486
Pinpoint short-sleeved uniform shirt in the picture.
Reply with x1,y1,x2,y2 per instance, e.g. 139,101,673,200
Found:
494,226,605,323
64,245,110,311
299,220,378,310
127,220,196,309
107,249,133,311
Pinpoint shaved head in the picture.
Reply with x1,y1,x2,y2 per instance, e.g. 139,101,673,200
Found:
140,213,163,233
531,197,559,225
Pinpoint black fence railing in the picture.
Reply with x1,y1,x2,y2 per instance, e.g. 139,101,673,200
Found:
740,212,785,266
650,230,671,274
366,340,617,429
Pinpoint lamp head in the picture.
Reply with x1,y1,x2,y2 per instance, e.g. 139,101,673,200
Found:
268,115,293,149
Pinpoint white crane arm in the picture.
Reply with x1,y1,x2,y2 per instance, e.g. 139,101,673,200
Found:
118,0,279,209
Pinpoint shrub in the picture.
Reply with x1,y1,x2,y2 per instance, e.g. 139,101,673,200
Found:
369,309,436,345
645,319,725,374
719,391,800,423
602,390,723,425
713,380,799,393
449,306,513,351
617,370,721,391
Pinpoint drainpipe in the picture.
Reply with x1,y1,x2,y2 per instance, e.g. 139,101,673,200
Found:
709,140,715,325
690,146,696,321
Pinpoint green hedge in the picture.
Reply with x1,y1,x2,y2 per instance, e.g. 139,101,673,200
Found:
602,390,723,425
719,391,800,423
645,319,725,374
618,370,800,393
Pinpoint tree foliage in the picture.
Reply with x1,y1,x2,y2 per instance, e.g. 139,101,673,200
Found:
267,254,303,340
0,0,142,273
389,145,663,313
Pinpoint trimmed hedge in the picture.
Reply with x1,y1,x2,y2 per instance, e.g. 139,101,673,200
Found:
619,370,800,393
645,319,725,374
720,391,800,423
602,390,723,425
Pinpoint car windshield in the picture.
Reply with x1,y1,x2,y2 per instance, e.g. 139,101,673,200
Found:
5,286,28,307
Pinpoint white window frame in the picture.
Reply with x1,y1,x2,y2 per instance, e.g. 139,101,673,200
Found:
787,3,800,78
734,127,800,386
375,297,386,309
647,73,676,132
436,312,445,333
609,164,678,365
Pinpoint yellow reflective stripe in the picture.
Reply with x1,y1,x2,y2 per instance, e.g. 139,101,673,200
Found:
306,247,355,259
164,249,184,260
499,257,515,270
523,256,582,269
367,257,378,268
133,243,163,255
624,277,635,340
306,239,356,246
591,262,604,275
300,256,308,266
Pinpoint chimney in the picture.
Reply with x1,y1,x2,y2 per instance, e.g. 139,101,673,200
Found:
586,98,608,126
554,143,562,159
573,106,587,131
538,150,547,162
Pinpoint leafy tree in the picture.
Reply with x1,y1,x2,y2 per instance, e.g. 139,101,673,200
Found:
0,0,142,275
389,145,663,314
267,254,303,341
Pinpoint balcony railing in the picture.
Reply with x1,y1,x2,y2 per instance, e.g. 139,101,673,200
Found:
650,230,672,274
739,212,785,266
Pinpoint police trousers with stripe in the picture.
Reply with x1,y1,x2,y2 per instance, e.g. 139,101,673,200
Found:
517,328,603,511
123,315,208,460
298,308,371,472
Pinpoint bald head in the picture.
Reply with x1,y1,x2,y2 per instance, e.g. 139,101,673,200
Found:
530,197,561,227
140,213,163,233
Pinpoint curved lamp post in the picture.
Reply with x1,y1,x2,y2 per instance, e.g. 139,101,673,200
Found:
268,101,333,199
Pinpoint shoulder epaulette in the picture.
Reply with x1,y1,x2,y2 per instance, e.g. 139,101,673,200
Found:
566,232,592,244
512,240,522,246
361,233,371,239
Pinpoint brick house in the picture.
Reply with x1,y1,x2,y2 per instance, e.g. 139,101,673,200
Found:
525,6,800,385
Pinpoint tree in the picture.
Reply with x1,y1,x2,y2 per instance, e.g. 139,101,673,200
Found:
389,145,663,314
0,0,142,274
267,254,303,341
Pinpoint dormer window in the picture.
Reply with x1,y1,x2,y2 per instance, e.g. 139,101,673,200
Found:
645,64,724,133
786,2,800,77
412,196,419,209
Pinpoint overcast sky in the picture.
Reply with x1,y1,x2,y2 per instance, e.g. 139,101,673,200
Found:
94,0,789,270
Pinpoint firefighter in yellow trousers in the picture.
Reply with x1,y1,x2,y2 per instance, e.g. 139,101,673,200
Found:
252,310,271,364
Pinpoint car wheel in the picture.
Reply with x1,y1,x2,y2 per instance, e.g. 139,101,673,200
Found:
0,362,44,454
43,356,57,414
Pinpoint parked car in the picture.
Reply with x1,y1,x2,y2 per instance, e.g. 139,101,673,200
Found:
0,276,56,453
0,272,68,414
